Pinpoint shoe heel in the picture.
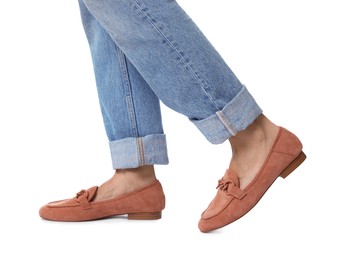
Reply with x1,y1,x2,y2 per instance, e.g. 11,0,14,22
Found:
128,211,162,220
280,151,306,179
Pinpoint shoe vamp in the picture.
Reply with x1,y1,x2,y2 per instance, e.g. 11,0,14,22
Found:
202,191,234,219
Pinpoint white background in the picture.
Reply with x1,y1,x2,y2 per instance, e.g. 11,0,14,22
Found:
0,0,346,259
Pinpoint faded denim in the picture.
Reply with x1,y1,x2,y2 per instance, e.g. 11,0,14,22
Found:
78,0,262,169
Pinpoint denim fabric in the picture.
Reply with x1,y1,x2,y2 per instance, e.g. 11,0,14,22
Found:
78,0,262,168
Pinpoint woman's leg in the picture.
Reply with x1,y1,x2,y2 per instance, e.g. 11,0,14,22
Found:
80,0,305,232
79,0,169,200
40,0,305,228
80,0,278,188
81,0,263,145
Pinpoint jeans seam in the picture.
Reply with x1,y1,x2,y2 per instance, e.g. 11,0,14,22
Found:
216,111,237,136
118,48,146,165
130,0,220,111
137,137,145,166
117,47,139,138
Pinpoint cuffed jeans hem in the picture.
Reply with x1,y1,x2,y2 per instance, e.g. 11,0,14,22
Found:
109,134,169,169
191,86,263,144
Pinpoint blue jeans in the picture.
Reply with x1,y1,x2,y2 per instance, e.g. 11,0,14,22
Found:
78,0,262,169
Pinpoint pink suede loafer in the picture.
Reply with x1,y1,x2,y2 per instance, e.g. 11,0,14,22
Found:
198,127,306,232
39,179,165,221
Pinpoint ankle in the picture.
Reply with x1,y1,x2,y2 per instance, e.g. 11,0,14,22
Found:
116,165,156,183
227,115,279,188
229,114,278,149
